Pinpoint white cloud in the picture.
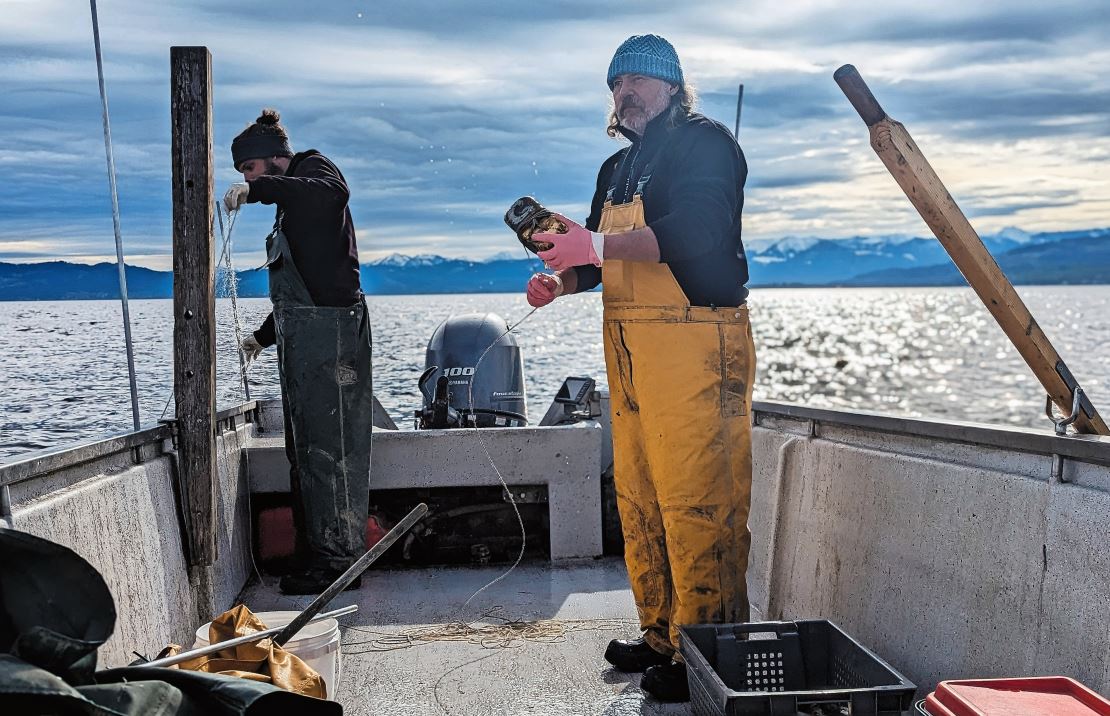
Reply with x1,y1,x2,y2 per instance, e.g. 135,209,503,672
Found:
1,0,1109,266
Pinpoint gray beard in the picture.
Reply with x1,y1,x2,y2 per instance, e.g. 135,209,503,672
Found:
620,106,663,136
622,114,647,135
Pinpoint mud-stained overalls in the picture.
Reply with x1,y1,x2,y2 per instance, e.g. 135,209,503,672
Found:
600,170,756,659
265,214,372,571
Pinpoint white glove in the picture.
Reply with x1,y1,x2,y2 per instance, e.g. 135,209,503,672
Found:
241,334,264,363
223,182,250,212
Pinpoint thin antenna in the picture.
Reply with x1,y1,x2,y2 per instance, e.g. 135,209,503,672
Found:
734,83,744,139
90,0,141,431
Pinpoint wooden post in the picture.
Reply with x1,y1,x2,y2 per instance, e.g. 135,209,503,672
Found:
834,64,1109,435
171,46,217,565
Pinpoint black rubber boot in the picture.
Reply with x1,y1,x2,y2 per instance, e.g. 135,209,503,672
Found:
279,568,361,596
641,661,690,702
603,637,672,673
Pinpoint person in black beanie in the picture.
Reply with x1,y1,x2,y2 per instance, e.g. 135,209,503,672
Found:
224,109,372,596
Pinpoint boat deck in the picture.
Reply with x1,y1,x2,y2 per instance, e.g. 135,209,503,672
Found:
11,398,1110,706
240,557,692,715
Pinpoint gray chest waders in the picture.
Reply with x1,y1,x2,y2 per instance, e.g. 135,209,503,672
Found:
264,215,372,570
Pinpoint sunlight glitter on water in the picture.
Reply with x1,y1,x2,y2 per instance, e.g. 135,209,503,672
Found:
2,286,1109,462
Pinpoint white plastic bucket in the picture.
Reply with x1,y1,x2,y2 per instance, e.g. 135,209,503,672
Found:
194,610,342,700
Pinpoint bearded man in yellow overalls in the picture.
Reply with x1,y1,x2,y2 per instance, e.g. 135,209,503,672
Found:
526,34,754,702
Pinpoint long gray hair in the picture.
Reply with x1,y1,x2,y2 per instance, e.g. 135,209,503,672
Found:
607,83,697,138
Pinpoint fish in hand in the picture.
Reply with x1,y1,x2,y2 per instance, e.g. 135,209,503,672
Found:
504,196,567,254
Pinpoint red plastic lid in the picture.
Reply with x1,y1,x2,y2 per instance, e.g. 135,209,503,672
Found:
924,677,1110,716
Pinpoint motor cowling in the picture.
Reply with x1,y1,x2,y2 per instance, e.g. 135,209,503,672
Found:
417,313,527,429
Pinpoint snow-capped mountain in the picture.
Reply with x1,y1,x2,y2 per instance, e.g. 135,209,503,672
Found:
370,253,450,268
3,228,1107,300
740,228,1075,285
483,250,526,262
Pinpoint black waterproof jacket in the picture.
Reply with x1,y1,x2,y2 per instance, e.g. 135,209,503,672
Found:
248,150,361,346
574,110,750,307
0,529,340,715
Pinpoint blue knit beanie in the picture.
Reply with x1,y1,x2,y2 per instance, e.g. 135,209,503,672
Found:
607,34,684,89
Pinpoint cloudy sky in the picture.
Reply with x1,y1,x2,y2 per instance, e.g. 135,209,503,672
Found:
1,0,1109,269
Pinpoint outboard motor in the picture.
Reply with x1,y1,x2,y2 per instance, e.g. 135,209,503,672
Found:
417,313,527,429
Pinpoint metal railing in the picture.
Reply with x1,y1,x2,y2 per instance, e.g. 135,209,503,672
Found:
0,401,260,489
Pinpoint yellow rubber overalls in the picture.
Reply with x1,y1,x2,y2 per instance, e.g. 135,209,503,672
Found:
601,185,756,660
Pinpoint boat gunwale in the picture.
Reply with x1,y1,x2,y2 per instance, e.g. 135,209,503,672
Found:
0,400,260,487
753,399,1110,466
4,397,1110,489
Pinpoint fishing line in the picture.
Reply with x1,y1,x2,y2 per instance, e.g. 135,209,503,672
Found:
215,204,252,401
334,298,605,665
442,244,563,618
214,203,266,585
152,202,264,584
432,651,500,716
158,203,251,421
448,305,538,618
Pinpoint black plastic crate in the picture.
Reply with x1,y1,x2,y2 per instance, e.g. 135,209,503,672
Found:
679,620,916,716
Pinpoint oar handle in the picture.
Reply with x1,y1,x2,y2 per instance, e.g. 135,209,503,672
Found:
834,64,887,126
272,502,429,647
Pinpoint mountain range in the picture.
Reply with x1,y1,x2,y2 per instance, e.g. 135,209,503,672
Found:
2,227,1108,301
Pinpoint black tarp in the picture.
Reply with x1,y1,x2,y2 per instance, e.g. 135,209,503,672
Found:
0,528,341,715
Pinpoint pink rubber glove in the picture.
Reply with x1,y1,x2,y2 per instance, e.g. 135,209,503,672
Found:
535,214,603,270
526,273,563,308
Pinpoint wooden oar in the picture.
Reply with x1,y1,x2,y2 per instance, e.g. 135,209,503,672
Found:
834,64,1108,435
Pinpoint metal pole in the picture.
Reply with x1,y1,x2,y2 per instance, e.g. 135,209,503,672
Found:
89,0,141,431
273,503,429,647
734,83,744,139
140,605,359,668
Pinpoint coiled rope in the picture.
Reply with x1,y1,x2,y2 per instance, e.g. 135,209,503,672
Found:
342,606,634,653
